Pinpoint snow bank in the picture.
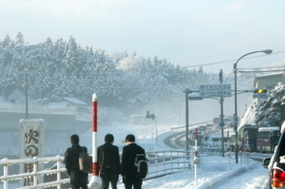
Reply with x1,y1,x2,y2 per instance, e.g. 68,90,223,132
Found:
196,165,247,189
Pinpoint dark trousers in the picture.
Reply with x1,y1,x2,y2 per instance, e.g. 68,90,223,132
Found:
101,174,119,189
123,178,142,189
70,170,88,189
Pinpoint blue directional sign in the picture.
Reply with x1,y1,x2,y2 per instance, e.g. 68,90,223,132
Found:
199,84,231,97
253,94,267,98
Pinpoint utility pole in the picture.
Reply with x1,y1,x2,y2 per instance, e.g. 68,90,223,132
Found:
25,72,28,119
185,88,190,154
219,69,225,157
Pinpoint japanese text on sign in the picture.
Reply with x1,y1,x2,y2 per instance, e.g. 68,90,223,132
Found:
199,84,232,97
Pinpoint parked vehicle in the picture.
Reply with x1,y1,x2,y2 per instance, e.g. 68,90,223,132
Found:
263,125,284,189
189,129,203,146
198,125,207,135
257,127,280,153
207,135,228,148
237,124,259,151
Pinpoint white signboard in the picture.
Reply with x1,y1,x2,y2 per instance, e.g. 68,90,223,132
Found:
199,84,232,97
19,119,45,187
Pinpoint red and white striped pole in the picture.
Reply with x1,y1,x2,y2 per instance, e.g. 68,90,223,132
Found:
195,127,198,158
88,93,101,189
194,127,199,188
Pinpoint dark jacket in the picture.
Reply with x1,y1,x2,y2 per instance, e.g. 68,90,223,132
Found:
121,143,145,180
64,144,87,175
97,143,121,176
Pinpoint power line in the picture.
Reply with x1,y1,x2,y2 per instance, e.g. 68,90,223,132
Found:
238,65,285,70
182,50,285,68
239,69,285,73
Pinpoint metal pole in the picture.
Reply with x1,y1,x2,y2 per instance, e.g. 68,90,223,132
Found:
185,88,189,154
219,69,225,157
233,49,273,164
88,93,101,189
194,127,198,187
25,73,28,119
91,93,98,176
221,98,224,157
154,119,158,144
234,66,238,163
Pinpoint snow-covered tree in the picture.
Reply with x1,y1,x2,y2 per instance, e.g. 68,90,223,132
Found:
0,33,219,122
255,82,285,127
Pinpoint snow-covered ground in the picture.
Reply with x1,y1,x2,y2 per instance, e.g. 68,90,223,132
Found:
133,154,269,189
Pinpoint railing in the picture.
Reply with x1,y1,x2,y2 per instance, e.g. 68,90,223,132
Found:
146,150,191,179
0,150,191,189
0,155,69,189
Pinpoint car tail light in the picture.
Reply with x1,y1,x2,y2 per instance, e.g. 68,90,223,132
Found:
272,168,285,188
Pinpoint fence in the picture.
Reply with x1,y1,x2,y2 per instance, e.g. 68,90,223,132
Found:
0,150,191,189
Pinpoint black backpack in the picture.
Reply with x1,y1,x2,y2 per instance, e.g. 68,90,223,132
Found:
134,153,148,179
100,146,115,174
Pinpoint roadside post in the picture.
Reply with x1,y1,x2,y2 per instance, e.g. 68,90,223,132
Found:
88,93,101,189
246,152,250,166
239,151,242,165
194,127,199,188
226,151,231,170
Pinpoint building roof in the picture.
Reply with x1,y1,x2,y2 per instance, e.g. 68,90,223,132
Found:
253,73,285,89
60,97,87,106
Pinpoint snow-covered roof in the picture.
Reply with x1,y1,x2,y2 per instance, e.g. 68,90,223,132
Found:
253,73,285,89
238,105,256,130
59,97,87,106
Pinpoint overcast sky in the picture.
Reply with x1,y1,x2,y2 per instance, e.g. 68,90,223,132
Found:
1,0,285,73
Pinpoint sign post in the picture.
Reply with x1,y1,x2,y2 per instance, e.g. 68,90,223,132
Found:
199,83,231,157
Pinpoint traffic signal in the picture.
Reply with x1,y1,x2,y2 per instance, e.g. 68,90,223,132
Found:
253,88,268,99
146,111,155,120
146,111,150,119
254,88,267,93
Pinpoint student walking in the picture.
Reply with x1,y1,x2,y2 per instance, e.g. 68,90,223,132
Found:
64,134,88,189
121,134,146,189
97,134,121,189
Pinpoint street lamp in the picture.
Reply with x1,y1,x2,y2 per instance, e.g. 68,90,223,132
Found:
233,49,272,163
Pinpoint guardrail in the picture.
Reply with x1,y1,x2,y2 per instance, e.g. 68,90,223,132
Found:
0,150,191,189
171,122,211,131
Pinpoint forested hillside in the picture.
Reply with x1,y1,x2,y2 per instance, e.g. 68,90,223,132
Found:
0,32,229,120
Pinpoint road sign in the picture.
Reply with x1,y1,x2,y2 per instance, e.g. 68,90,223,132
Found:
199,84,231,97
253,94,267,98
219,122,225,127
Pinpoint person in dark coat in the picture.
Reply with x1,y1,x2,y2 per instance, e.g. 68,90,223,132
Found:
64,134,88,189
97,134,121,189
121,134,145,189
